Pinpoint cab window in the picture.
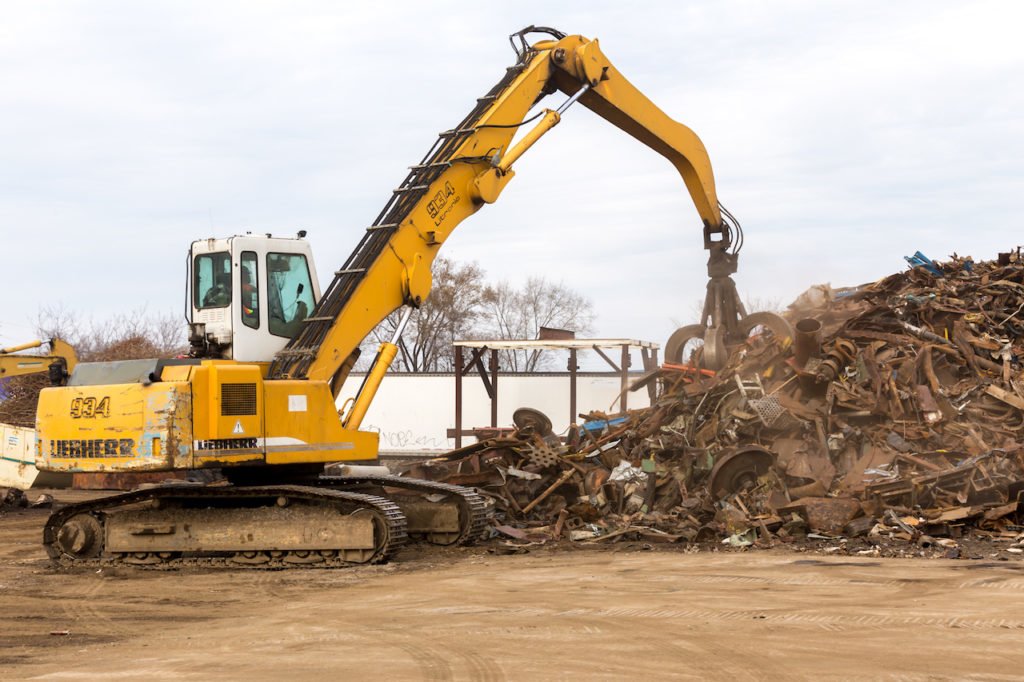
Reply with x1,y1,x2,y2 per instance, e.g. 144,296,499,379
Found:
267,252,315,338
240,251,259,329
194,252,231,309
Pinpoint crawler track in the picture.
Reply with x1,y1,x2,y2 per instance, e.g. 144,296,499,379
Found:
318,474,489,546
42,476,488,570
43,484,406,570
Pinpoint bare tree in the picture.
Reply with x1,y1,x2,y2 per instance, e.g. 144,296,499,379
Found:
362,258,488,372
360,262,596,373
481,277,595,371
35,304,188,361
0,307,188,428
0,375,47,428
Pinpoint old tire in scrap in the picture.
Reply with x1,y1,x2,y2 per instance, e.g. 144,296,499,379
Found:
708,446,775,499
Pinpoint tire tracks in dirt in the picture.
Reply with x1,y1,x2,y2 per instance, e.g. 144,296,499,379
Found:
412,603,1024,631
58,576,126,636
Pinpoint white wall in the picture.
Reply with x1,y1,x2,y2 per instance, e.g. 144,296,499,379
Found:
336,373,650,455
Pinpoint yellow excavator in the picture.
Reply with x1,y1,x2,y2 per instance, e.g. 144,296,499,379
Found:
36,27,790,567
1,338,77,490
1,338,77,385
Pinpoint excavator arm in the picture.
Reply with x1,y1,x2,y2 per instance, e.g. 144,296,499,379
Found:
0,338,77,385
270,27,786,418
499,29,721,222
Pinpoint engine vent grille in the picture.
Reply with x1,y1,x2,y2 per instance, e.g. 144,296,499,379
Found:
221,383,257,416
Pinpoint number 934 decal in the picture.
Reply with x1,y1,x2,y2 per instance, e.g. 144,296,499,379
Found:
69,396,111,419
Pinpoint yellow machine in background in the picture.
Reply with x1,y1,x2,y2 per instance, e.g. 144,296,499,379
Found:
0,338,77,489
1,338,77,385
36,27,786,567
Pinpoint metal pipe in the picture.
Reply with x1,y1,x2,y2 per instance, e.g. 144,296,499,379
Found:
331,464,391,477
794,318,822,367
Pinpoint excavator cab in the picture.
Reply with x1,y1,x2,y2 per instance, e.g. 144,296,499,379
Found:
188,233,321,362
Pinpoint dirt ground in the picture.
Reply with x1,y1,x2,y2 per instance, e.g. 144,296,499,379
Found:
3,495,1024,680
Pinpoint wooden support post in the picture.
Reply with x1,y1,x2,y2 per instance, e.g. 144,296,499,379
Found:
640,347,658,403
593,345,620,373
470,348,493,398
489,348,498,428
652,347,659,401
454,345,463,448
569,348,578,426
620,344,631,412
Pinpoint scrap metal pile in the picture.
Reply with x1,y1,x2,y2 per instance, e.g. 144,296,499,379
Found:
401,249,1024,556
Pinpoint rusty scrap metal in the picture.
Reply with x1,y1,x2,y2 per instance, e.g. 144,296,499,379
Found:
400,249,1024,550
794,318,822,366
707,446,775,499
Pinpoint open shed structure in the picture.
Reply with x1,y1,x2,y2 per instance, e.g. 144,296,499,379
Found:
449,338,659,447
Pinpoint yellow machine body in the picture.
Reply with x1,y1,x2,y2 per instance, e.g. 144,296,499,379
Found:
36,360,377,473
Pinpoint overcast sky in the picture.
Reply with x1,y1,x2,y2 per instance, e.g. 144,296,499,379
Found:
2,1,1022,351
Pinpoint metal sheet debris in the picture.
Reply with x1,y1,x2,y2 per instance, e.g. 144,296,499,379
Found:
399,249,1024,555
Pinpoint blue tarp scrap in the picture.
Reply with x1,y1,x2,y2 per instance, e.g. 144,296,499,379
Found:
904,251,943,277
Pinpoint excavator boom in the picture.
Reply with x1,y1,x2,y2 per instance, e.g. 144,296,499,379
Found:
270,28,737,393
